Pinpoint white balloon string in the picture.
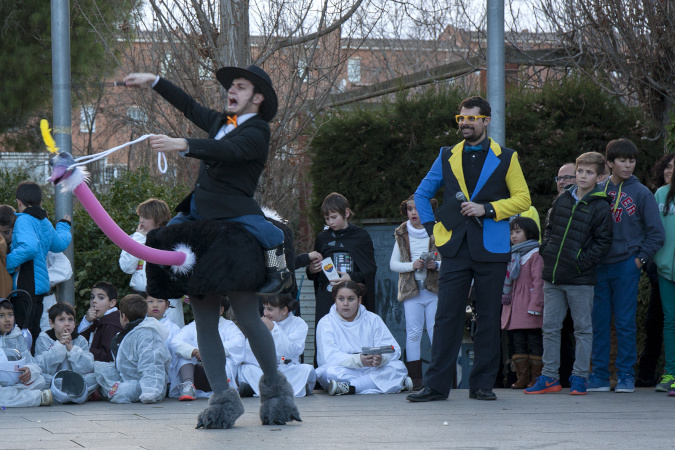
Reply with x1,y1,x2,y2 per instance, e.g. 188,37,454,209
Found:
68,134,167,174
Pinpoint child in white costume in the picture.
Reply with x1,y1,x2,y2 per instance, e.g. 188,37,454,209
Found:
147,296,180,395
34,302,97,401
119,198,185,328
238,295,316,397
169,299,246,400
316,281,411,395
95,295,171,404
39,252,73,332
0,299,52,407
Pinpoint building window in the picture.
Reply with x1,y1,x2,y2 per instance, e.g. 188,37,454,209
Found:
297,59,310,83
80,106,96,133
127,106,148,123
348,58,361,83
160,53,173,77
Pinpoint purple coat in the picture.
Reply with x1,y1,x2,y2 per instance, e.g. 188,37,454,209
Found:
501,251,544,330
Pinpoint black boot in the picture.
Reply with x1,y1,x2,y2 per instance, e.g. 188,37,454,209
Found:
257,244,292,296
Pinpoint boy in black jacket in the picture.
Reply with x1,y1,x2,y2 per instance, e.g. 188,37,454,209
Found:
525,152,613,395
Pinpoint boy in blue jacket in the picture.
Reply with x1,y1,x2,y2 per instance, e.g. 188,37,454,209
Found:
588,139,665,393
6,181,72,351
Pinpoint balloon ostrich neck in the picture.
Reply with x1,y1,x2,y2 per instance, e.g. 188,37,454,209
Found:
43,122,194,275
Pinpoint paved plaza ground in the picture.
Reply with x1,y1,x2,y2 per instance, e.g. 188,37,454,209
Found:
1,388,672,449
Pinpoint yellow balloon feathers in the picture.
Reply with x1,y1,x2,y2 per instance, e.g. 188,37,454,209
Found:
40,119,59,154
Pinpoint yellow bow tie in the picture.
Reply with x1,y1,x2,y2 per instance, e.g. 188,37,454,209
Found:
226,115,238,128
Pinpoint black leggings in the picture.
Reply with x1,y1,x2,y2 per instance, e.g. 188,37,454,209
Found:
508,328,543,356
190,292,279,394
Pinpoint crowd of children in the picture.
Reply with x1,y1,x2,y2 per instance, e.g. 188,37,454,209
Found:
1,138,675,409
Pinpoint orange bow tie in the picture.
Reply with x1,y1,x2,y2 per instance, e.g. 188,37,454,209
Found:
226,115,238,128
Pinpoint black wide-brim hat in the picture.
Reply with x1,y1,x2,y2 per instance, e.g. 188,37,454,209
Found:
216,65,278,122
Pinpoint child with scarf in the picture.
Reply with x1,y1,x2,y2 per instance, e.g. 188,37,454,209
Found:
501,217,543,389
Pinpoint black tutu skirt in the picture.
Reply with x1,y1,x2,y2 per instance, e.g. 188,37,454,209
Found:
145,220,266,299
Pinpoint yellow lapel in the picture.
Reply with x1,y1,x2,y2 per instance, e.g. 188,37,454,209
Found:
449,141,469,200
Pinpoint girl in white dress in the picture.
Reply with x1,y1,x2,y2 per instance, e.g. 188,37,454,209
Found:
237,295,315,397
316,281,412,395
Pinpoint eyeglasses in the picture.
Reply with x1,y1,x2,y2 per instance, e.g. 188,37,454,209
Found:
554,175,576,183
455,115,488,124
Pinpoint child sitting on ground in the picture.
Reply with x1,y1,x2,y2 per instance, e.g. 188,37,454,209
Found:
316,280,412,396
78,282,123,362
501,217,544,389
146,295,180,394
0,298,52,407
34,302,97,402
237,294,316,397
169,297,246,401
94,294,171,403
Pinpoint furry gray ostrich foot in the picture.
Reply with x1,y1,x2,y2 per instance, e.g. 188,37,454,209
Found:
196,388,244,429
259,372,302,425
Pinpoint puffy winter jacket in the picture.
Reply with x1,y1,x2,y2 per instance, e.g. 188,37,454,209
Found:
540,186,613,285
6,207,71,296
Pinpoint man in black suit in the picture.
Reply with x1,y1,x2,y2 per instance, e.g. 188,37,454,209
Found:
124,66,291,295
407,96,530,402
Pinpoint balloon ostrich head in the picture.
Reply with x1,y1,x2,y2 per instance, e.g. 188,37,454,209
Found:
42,120,88,192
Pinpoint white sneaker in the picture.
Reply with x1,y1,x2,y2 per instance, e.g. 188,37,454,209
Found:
403,376,414,392
328,380,352,396
40,389,53,406
178,382,196,401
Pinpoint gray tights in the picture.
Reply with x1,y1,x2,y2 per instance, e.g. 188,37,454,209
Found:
191,292,279,394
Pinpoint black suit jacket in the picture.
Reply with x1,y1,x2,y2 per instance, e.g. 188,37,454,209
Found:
154,78,271,219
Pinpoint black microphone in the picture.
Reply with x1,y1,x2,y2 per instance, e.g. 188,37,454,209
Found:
456,192,483,228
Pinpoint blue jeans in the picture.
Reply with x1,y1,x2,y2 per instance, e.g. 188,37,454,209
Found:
167,197,283,248
591,257,641,379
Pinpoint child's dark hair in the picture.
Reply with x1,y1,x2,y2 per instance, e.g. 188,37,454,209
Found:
321,192,352,219
0,205,16,227
331,280,367,301
458,96,491,117
605,138,639,162
576,152,606,176
48,301,76,322
136,198,172,228
15,181,43,207
92,281,118,302
399,194,437,217
262,294,298,312
119,294,147,322
510,217,539,242
0,298,14,312
146,295,174,308
651,153,675,189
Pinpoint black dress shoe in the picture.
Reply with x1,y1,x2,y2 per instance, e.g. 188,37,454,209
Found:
406,386,447,402
469,388,497,400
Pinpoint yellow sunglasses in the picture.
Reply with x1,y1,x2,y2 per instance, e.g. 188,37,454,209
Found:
455,115,488,124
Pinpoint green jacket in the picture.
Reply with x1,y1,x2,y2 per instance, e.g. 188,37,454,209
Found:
654,186,675,281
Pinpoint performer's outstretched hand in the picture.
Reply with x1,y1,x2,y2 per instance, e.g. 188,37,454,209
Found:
123,73,157,87
149,135,188,153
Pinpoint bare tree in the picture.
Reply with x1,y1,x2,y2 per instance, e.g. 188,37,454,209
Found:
75,0,391,237
532,0,675,138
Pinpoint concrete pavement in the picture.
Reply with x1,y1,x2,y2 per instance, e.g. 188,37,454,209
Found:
1,388,672,449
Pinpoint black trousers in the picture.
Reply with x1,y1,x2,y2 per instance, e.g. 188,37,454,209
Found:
11,293,44,353
424,241,506,395
508,328,543,356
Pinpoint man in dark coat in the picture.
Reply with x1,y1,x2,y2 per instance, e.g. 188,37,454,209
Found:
124,66,290,295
